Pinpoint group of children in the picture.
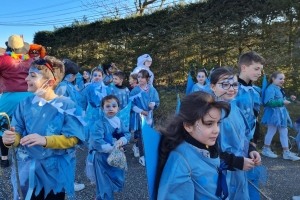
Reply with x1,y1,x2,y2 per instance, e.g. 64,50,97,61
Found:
156,51,299,199
1,49,160,199
1,36,298,200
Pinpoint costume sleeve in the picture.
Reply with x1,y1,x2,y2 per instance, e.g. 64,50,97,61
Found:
266,99,284,107
150,87,160,109
89,119,109,152
263,86,276,105
45,135,78,149
191,84,197,92
220,151,244,171
158,152,194,200
80,86,89,110
11,100,26,137
248,143,257,154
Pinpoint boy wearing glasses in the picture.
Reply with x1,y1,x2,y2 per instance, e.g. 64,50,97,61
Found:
236,52,265,200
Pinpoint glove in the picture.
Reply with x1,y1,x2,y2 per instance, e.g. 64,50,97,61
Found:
101,143,113,153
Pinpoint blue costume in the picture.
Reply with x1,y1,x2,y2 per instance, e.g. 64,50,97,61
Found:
75,72,85,91
11,95,85,200
218,100,251,200
82,81,108,140
261,84,292,127
87,116,131,200
191,83,206,92
158,141,221,200
55,77,83,108
130,85,160,130
103,74,114,86
108,85,130,109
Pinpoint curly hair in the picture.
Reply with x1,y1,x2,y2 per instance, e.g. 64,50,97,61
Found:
29,44,47,58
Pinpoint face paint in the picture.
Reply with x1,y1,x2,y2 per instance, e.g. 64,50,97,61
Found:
103,100,119,117
196,123,203,135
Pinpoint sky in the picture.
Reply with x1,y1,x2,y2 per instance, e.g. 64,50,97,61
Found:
0,0,193,49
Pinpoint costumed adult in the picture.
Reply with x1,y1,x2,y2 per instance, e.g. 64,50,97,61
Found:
0,35,33,168
28,44,47,61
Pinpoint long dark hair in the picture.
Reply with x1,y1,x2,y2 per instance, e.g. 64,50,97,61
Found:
155,91,230,195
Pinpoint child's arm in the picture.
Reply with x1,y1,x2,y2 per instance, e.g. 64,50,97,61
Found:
89,119,113,153
149,87,160,110
116,121,131,147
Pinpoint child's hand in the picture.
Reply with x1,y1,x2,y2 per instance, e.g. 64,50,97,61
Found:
148,102,155,109
291,95,297,101
249,151,261,166
284,100,291,105
2,127,16,145
20,134,47,147
141,110,148,116
115,139,123,148
243,158,255,171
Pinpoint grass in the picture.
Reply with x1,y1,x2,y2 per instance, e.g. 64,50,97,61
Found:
153,91,300,154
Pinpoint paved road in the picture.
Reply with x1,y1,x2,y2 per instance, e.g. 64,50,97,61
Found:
1,141,300,200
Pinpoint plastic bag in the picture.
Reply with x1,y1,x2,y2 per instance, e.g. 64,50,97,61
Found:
107,145,128,171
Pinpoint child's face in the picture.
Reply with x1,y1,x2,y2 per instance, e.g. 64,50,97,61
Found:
144,60,152,68
138,73,148,85
107,67,113,74
184,107,221,146
113,75,123,86
103,99,119,117
129,76,137,86
92,71,103,83
272,73,285,87
68,74,76,82
241,62,263,82
25,68,49,93
211,75,238,101
83,71,90,79
197,72,206,85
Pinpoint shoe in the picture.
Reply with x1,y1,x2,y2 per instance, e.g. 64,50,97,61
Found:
283,151,300,161
0,159,9,168
132,144,140,157
74,182,85,192
139,156,145,167
293,196,300,200
261,147,278,158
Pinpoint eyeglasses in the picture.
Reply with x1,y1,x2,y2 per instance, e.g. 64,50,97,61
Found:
217,82,239,90
35,58,56,81
29,50,40,55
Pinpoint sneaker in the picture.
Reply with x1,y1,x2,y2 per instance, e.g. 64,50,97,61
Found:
74,182,85,192
132,144,140,157
0,159,9,168
283,151,300,161
261,147,278,158
293,196,300,200
139,156,145,167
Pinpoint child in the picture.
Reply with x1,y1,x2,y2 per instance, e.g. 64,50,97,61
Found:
156,91,231,199
236,51,265,145
191,69,207,92
236,51,265,200
82,68,108,140
261,71,300,161
2,56,85,200
129,73,138,91
132,54,154,85
103,63,118,86
87,95,131,200
130,69,159,166
55,59,83,107
109,71,130,109
210,67,261,200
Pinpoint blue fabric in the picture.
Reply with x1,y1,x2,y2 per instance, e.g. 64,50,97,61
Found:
158,141,221,200
191,83,206,93
216,161,229,200
0,92,33,136
130,86,160,130
185,72,194,95
75,72,85,91
87,116,130,199
175,95,181,115
108,85,130,109
235,84,261,138
261,84,292,127
55,80,83,108
141,117,161,200
261,74,268,105
246,166,267,200
11,95,85,199
218,100,250,200
103,74,114,86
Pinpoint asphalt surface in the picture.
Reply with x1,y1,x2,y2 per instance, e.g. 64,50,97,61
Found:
1,139,300,200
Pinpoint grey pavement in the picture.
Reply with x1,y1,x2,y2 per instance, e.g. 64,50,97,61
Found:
1,143,300,200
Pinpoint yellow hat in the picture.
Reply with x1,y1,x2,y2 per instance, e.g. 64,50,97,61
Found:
6,34,30,54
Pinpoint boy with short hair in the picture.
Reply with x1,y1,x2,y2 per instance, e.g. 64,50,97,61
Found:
109,71,130,109
236,51,265,200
